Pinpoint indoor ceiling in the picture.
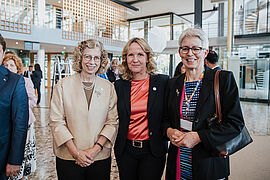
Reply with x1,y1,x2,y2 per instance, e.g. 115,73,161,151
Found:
46,0,215,19
4,0,216,53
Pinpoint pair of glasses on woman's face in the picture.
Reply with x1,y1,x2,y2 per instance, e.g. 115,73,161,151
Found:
179,46,206,55
83,55,101,62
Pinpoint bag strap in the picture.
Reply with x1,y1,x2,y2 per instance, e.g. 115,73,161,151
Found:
214,70,222,123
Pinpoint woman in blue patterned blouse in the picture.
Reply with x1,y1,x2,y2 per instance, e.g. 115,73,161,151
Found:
162,27,245,180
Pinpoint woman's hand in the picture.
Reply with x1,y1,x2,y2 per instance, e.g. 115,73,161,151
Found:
85,144,102,161
6,164,20,178
74,149,94,167
174,132,201,148
167,128,184,147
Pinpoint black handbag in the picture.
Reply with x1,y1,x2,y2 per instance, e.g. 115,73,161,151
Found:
208,70,253,157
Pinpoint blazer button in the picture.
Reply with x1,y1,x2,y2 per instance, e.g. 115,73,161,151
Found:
149,132,153,136
195,118,199,123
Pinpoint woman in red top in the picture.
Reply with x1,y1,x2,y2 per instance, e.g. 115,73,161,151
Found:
114,37,169,180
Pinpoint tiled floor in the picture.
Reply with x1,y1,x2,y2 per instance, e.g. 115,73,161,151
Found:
28,90,270,180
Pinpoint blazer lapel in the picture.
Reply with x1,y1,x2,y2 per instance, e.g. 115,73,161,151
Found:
0,65,8,90
73,73,89,113
123,80,131,116
147,75,159,115
174,75,184,129
196,67,215,117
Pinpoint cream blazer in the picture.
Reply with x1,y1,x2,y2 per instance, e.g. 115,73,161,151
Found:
49,73,118,161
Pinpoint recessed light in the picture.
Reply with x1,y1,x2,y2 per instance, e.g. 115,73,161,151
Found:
16,42,18,45
63,47,66,49
58,0,61,3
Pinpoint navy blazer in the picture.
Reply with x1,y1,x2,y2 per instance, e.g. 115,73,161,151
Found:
114,74,169,158
162,66,245,180
0,65,29,175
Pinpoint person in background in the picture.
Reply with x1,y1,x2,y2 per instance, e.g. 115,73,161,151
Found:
32,64,43,105
0,34,29,180
23,65,34,81
114,37,169,180
97,57,109,80
107,58,121,83
173,61,186,77
162,27,245,180
3,54,37,180
49,39,118,180
205,50,221,70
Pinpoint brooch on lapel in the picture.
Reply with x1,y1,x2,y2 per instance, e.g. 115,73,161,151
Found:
176,89,180,96
95,88,104,98
153,87,157,91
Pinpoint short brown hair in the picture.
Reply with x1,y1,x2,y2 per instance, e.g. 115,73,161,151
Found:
72,39,108,73
3,54,23,74
121,37,157,80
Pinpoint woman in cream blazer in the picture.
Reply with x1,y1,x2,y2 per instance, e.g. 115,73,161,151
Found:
50,39,118,180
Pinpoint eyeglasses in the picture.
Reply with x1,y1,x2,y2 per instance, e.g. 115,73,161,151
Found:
179,47,205,54
83,55,101,62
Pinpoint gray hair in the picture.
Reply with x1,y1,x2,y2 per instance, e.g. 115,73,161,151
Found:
178,27,209,49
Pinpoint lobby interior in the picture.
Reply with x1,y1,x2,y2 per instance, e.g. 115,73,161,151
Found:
1,0,270,179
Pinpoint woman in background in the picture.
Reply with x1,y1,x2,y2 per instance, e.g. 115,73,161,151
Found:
97,57,110,80
32,64,42,105
114,37,169,180
3,54,37,180
107,58,121,82
173,61,185,77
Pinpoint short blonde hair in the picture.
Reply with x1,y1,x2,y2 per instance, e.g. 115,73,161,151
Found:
72,39,108,73
121,37,157,80
2,54,23,74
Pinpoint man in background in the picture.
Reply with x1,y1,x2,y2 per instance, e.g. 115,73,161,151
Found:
0,34,29,180
205,50,221,70
23,65,33,81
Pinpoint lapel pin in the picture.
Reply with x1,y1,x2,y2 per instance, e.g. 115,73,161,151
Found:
176,89,179,96
3,78,6,81
153,87,157,91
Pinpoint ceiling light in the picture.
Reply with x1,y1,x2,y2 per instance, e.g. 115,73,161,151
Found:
63,47,66,49
58,0,61,3
16,42,18,45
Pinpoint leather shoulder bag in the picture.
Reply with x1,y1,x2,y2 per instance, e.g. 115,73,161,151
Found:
208,70,253,157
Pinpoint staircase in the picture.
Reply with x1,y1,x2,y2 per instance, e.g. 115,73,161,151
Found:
238,2,268,34
255,69,264,89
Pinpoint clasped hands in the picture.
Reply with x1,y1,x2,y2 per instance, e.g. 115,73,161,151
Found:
167,128,201,148
74,145,101,167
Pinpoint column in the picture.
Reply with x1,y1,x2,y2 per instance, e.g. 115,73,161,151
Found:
37,49,45,92
37,0,45,27
194,0,202,27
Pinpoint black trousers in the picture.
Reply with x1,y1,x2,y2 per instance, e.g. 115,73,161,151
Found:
116,140,166,180
56,157,111,180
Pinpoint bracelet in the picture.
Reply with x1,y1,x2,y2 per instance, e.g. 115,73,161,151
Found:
95,142,103,150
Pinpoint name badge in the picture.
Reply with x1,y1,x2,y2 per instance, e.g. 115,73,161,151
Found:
180,118,193,131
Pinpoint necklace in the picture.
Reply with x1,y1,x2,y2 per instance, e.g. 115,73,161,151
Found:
184,71,204,118
81,77,95,90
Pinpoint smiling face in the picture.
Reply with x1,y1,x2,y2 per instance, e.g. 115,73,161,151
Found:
3,59,18,73
126,42,148,80
179,36,208,72
81,47,101,76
